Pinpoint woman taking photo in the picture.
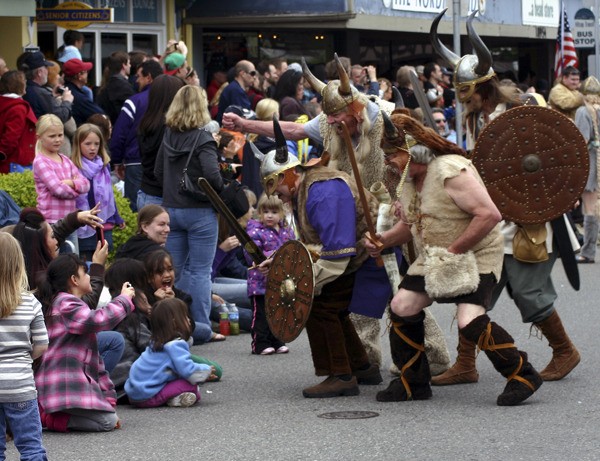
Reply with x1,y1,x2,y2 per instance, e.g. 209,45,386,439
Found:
154,85,223,338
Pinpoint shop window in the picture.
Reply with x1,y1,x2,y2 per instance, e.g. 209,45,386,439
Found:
78,0,159,23
133,34,159,56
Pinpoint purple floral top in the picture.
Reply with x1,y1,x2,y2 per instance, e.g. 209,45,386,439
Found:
246,218,295,295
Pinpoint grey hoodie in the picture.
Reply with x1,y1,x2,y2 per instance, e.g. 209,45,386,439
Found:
155,127,224,208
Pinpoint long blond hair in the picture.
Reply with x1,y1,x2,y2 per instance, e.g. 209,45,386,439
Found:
0,233,29,318
165,85,212,132
70,123,110,169
35,114,64,154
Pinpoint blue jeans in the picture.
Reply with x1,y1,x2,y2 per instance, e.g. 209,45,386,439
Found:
212,277,251,308
192,321,214,344
136,190,163,211
0,399,47,461
124,164,143,212
97,331,125,373
166,207,218,330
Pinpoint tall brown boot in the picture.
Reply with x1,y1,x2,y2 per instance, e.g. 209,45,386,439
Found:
534,310,580,381
430,332,479,385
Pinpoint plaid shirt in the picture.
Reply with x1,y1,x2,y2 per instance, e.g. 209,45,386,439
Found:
34,293,134,414
33,153,90,223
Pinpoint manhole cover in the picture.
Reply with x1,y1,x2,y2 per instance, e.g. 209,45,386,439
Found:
317,411,379,419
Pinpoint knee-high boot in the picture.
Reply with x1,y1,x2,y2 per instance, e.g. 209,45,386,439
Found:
430,331,479,385
461,314,542,406
376,312,432,402
534,310,580,381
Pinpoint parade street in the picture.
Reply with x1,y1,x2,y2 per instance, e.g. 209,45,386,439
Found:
8,262,599,461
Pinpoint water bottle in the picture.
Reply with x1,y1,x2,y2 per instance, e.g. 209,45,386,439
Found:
218,303,230,336
228,303,240,335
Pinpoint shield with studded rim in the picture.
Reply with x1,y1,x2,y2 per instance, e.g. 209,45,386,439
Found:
472,105,589,224
265,240,314,343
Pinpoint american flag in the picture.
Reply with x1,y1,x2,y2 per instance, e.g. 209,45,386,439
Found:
554,4,579,80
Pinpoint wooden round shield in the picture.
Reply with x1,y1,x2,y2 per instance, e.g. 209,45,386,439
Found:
265,240,314,343
472,105,589,224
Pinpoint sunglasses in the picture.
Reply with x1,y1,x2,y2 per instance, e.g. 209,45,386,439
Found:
246,70,257,77
434,119,447,124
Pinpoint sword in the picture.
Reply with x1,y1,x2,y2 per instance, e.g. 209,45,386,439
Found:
408,70,437,129
340,121,384,266
197,178,267,265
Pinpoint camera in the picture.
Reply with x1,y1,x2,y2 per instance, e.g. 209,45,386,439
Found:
56,86,65,95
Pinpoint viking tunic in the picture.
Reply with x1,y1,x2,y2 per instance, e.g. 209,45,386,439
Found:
399,155,503,280
295,166,391,375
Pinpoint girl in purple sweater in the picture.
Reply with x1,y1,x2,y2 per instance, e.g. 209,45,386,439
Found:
246,194,295,355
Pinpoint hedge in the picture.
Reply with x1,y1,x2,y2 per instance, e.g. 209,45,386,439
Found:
0,170,137,260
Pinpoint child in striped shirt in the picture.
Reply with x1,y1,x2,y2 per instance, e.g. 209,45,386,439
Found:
0,232,49,460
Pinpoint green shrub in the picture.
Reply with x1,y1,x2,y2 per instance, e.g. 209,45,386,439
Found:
0,171,137,260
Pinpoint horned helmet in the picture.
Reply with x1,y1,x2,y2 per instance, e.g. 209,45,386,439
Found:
259,115,300,196
381,111,466,164
301,53,362,115
431,9,495,103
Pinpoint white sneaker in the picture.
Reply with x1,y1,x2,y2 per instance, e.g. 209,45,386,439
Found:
260,347,276,355
276,346,289,354
167,392,197,407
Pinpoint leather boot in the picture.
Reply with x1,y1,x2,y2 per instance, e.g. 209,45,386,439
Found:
430,332,479,385
377,312,432,402
534,310,580,381
462,315,542,406
302,376,360,398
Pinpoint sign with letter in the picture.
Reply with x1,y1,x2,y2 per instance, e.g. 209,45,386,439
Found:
574,8,595,49
36,1,113,29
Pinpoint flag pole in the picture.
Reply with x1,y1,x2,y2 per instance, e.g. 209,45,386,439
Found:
595,0,600,75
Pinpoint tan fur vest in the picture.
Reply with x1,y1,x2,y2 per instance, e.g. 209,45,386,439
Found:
297,166,379,275
400,155,503,279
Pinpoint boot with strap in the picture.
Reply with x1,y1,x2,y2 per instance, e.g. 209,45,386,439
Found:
534,310,580,381
430,332,479,385
461,314,542,406
377,312,432,402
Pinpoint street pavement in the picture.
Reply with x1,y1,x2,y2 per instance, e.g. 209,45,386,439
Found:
6,262,600,461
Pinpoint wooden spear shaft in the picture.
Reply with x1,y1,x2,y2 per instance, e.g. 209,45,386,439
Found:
340,121,384,267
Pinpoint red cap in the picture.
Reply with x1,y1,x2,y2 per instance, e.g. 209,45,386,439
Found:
63,58,93,77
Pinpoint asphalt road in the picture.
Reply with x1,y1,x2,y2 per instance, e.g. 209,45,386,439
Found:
6,261,600,461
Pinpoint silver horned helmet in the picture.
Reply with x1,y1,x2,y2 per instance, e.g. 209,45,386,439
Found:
431,8,495,102
301,53,361,115
259,115,300,196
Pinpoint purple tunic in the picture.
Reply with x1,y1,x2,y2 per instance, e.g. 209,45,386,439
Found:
306,180,396,318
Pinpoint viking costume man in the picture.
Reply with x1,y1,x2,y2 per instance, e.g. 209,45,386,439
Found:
258,118,388,398
367,112,542,405
430,9,581,386
224,55,451,377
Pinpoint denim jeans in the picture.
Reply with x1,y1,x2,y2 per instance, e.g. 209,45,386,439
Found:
0,399,47,461
166,207,218,330
136,190,163,212
97,331,125,373
212,277,251,308
124,164,143,212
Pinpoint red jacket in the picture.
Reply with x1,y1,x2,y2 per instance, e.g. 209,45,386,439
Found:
0,96,37,173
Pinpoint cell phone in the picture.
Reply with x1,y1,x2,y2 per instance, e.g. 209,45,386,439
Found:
95,227,105,246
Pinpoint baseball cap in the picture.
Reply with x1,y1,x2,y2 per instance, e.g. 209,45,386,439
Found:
164,52,186,75
441,67,454,76
62,58,93,77
20,51,55,71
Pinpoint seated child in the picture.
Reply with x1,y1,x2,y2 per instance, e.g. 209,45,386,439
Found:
125,298,217,407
